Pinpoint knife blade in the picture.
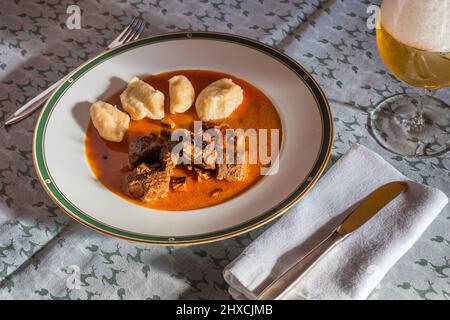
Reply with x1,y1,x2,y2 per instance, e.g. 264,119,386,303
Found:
257,181,408,300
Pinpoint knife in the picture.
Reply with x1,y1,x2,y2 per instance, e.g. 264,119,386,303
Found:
257,181,408,300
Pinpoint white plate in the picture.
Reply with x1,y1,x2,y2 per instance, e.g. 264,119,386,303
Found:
33,32,333,245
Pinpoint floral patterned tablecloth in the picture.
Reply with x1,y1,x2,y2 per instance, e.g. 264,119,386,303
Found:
0,0,449,300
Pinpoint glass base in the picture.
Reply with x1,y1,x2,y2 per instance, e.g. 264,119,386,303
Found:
369,94,450,157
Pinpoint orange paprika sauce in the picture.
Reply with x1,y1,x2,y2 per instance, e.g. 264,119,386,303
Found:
85,70,282,210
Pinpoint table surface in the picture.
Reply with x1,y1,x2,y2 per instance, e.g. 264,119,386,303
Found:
0,0,449,300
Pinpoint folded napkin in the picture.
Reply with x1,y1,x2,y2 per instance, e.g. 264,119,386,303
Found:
224,144,448,300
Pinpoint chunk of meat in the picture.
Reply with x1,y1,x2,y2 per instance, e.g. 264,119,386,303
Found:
160,141,175,174
171,176,187,192
179,140,202,165
127,163,171,201
177,131,219,170
160,129,172,140
201,131,218,169
216,162,247,182
129,134,161,167
193,167,212,181
127,136,177,201
210,188,223,198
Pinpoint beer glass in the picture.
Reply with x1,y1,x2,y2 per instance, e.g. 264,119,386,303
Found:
371,0,450,156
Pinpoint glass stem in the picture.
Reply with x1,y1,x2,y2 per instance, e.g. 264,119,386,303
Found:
404,89,429,133
415,88,430,119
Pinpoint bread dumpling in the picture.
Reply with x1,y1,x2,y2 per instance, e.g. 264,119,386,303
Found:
169,75,195,114
120,77,165,120
90,101,130,142
195,78,243,121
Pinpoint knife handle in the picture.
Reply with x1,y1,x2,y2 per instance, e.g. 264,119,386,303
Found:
257,231,344,300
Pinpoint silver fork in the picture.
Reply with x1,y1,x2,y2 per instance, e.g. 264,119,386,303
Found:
5,17,145,126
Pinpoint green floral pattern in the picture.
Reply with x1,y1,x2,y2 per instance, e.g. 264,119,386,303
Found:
0,0,449,300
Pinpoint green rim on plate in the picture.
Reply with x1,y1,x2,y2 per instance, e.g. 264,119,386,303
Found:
33,32,333,245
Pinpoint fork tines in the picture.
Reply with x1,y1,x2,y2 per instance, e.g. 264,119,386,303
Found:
109,17,144,48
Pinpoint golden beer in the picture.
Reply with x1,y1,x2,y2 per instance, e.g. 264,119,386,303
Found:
376,0,450,89
377,24,450,89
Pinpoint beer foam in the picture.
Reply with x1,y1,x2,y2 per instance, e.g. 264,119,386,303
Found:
381,0,450,52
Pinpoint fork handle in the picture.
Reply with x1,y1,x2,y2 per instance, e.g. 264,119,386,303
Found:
5,77,66,125
5,47,110,126
5,47,109,126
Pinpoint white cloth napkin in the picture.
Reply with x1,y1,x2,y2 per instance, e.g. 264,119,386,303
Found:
223,144,448,300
